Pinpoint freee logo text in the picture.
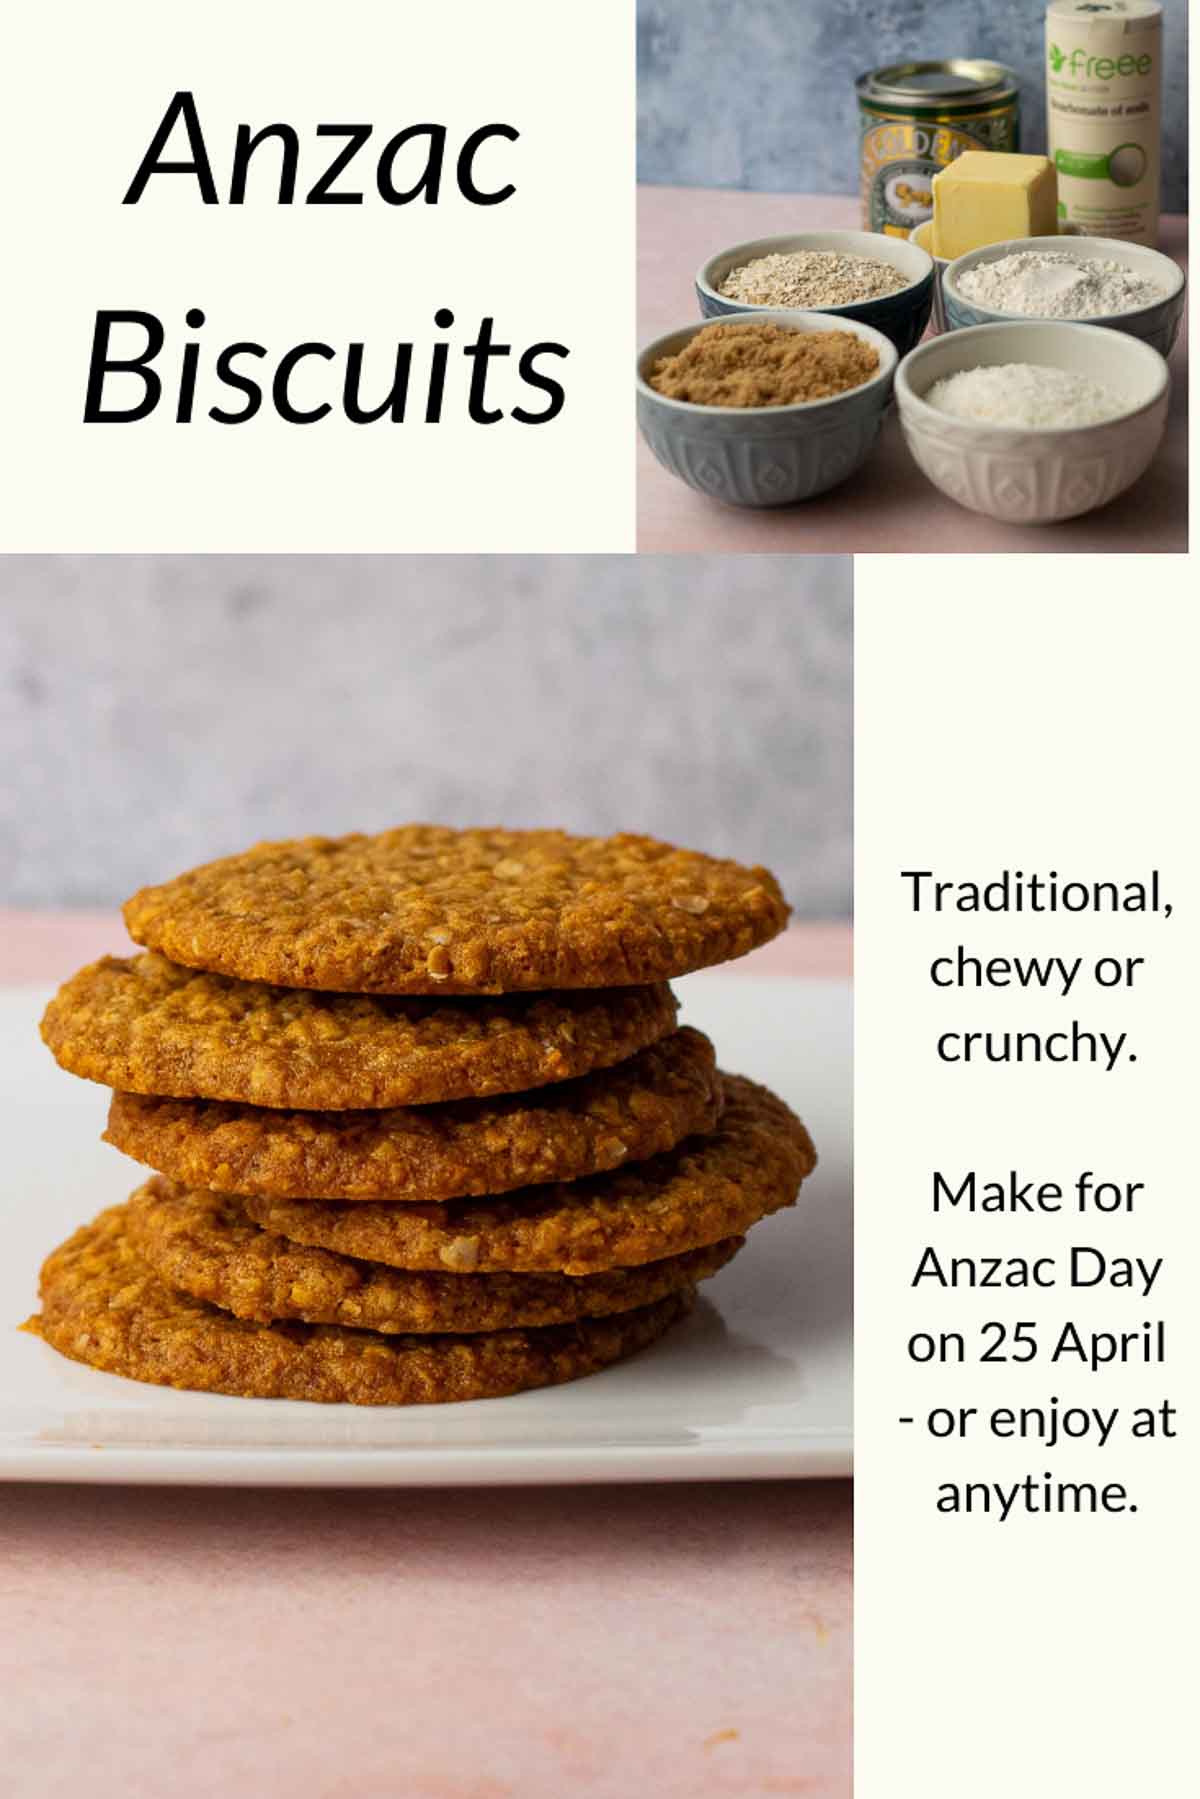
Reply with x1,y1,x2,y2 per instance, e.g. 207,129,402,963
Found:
1048,42,1153,79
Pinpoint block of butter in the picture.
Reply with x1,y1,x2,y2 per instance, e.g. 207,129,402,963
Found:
931,152,1058,260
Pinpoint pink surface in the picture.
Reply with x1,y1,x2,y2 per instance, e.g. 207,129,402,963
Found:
638,186,1188,553
0,1481,850,1798
1,915,852,1799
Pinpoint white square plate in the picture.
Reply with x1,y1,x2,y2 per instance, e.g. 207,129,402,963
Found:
0,971,850,1486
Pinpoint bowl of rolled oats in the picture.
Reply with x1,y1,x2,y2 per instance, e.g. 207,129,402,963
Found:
696,230,935,354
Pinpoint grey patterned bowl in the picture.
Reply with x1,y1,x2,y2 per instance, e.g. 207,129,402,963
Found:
943,235,1186,358
896,320,1169,524
696,230,934,355
637,310,897,509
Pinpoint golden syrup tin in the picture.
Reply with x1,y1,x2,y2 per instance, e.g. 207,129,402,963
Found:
857,60,1020,235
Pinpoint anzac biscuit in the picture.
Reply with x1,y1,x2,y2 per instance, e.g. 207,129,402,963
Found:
28,1204,692,1405
127,1179,741,1332
122,825,789,994
105,1027,722,1203
242,1075,815,1275
41,953,679,1108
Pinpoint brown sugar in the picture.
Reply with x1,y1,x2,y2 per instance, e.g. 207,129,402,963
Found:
649,322,880,408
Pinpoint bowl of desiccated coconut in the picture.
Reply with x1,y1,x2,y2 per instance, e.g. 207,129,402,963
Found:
636,310,897,508
896,318,1170,524
696,230,935,354
942,235,1185,358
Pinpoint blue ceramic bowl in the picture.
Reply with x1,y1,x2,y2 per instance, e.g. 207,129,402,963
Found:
637,310,897,509
696,230,934,355
943,235,1186,358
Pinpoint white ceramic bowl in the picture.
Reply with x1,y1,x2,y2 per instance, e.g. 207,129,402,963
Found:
696,230,934,354
896,319,1169,524
637,310,898,508
943,234,1185,357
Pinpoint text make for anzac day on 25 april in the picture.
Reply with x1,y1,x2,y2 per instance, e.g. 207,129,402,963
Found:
82,92,570,427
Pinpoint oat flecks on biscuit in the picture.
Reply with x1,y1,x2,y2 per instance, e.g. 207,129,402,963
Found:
105,1027,723,1203
28,1205,694,1405
243,1074,815,1276
127,1180,741,1332
122,826,790,994
41,953,680,1108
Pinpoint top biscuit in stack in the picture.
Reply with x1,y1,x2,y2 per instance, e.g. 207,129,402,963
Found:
32,827,813,1406
119,824,791,996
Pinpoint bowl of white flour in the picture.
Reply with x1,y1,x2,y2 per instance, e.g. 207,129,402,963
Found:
895,320,1169,524
909,220,1089,336
942,235,1184,358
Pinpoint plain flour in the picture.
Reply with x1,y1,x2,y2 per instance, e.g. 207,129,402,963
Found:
957,251,1168,318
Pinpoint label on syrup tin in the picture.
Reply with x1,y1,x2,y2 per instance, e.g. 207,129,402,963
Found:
860,113,1017,234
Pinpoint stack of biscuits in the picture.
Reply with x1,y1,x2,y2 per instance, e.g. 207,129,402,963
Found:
31,827,817,1406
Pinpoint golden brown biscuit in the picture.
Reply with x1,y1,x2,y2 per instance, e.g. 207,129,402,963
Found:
123,826,789,994
28,1204,692,1405
127,1179,741,1331
242,1074,815,1275
105,1028,722,1203
41,953,679,1108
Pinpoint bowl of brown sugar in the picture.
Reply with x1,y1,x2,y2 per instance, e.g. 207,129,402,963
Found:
636,311,897,508
696,230,934,355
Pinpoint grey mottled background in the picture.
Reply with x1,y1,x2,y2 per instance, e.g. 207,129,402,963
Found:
639,0,1189,213
1,555,851,917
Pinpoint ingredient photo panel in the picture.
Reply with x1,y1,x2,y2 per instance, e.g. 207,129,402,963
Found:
637,0,1187,550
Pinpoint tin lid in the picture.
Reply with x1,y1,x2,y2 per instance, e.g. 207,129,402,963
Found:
856,59,1019,109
